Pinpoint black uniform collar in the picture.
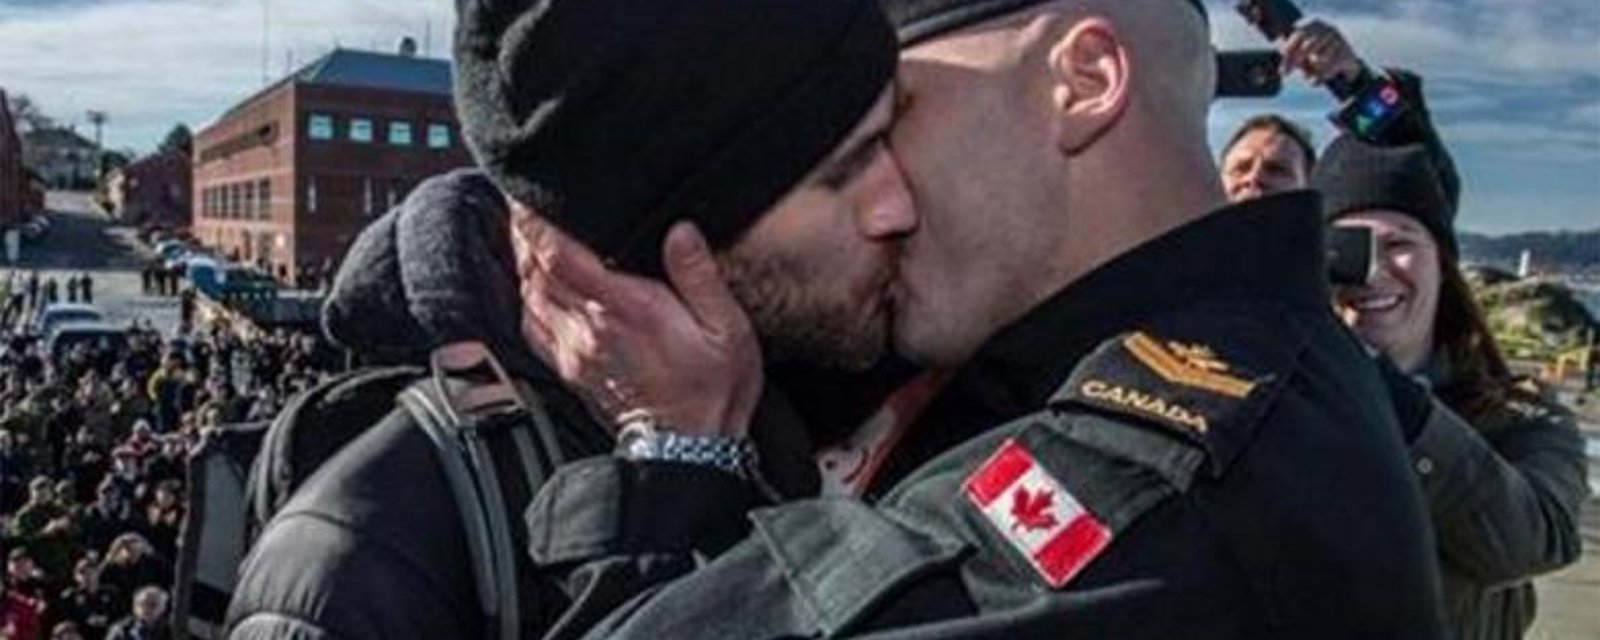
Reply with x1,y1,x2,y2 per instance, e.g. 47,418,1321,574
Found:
953,190,1331,416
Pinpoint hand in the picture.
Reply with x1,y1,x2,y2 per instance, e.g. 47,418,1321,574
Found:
1280,19,1362,87
512,214,762,438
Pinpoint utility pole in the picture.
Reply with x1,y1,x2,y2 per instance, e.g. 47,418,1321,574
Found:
85,110,107,181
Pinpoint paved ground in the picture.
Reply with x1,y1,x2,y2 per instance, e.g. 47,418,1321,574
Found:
4,191,180,332
1531,388,1600,640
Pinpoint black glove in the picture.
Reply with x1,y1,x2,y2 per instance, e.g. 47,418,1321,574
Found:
1373,355,1432,445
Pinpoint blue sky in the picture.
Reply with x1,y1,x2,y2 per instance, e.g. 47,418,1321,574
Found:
1,0,1596,234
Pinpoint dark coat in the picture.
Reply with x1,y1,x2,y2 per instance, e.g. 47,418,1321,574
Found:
528,195,1452,639
1412,374,1589,640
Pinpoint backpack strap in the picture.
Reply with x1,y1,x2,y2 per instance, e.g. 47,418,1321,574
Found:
397,341,561,640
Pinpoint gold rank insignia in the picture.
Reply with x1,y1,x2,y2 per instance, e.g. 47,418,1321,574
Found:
1122,333,1256,399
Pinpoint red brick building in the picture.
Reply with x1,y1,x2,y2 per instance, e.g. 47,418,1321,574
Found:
193,47,472,282
0,89,27,229
109,149,191,230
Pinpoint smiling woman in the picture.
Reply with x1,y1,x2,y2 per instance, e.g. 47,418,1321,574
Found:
1317,135,1591,640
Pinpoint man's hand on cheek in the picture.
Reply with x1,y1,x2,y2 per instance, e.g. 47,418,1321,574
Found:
512,217,763,438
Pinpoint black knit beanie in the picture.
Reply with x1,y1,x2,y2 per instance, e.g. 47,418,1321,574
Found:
1312,136,1457,257
455,0,896,275
881,0,1207,46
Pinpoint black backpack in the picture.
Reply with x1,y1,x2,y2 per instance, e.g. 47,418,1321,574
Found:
174,341,582,640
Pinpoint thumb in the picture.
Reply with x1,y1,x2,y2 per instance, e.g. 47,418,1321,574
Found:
662,222,746,337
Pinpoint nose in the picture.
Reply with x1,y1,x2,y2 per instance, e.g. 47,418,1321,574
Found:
856,150,919,239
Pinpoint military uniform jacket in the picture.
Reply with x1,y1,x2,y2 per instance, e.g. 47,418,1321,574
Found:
528,194,1449,639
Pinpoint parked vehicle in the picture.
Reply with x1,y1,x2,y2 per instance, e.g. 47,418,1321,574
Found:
45,321,128,362
32,302,104,336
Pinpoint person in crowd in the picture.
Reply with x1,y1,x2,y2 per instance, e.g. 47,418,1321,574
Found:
0,431,28,513
24,272,38,312
103,587,168,640
77,480,132,566
48,621,85,640
1315,136,1590,640
4,549,48,602
76,277,91,307
55,556,121,640
11,477,65,539
1,578,44,640
1220,114,1317,202
143,359,184,435
175,292,193,334
136,481,182,561
95,536,165,604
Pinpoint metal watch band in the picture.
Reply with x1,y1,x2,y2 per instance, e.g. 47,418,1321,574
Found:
616,418,757,476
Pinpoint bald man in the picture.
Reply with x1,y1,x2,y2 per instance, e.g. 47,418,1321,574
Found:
523,0,1447,637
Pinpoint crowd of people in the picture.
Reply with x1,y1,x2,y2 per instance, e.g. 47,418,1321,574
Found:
0,300,338,639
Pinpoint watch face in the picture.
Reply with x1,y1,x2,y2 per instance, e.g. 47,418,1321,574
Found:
619,431,657,459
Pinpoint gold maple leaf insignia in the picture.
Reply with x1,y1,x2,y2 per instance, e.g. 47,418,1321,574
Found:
1166,341,1230,373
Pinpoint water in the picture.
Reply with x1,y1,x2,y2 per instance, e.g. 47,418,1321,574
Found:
1579,290,1600,320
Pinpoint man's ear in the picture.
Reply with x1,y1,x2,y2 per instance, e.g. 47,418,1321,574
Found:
1046,17,1130,155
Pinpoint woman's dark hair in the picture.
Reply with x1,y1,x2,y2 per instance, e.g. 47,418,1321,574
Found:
1430,257,1528,422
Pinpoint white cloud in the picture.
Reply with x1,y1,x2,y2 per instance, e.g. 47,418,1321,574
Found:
0,0,454,153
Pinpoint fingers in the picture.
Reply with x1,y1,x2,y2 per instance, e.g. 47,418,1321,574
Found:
662,222,750,340
1279,29,1311,74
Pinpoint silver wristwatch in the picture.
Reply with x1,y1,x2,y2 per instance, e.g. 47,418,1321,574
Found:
615,414,759,477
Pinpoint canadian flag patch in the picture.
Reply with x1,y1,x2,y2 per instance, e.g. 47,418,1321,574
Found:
963,438,1112,589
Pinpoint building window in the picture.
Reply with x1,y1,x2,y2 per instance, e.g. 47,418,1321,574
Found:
230,184,241,219
427,123,451,150
258,179,271,220
350,118,373,143
388,121,413,146
306,176,318,213
242,182,255,219
308,114,335,141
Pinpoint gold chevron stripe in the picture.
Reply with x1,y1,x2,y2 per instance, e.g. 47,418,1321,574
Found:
1123,333,1255,399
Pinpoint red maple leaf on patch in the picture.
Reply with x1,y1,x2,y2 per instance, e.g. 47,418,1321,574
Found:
1010,486,1058,532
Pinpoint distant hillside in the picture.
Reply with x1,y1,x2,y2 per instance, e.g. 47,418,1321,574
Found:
1459,229,1600,275
1465,266,1598,360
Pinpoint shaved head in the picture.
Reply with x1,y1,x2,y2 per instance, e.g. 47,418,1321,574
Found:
885,0,1227,365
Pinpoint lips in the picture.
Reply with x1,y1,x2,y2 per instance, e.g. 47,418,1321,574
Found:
1352,293,1403,313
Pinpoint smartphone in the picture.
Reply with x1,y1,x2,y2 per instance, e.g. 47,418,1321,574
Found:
1235,0,1304,41
1330,73,1408,142
1216,50,1284,98
1327,225,1375,287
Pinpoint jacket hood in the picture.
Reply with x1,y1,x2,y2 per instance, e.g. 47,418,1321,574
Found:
322,169,549,382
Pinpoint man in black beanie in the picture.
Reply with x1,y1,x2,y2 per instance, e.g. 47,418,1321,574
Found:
518,0,1449,637
222,0,917,638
